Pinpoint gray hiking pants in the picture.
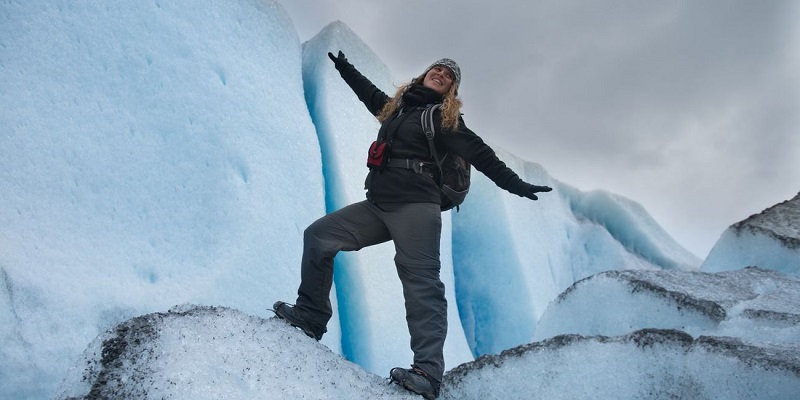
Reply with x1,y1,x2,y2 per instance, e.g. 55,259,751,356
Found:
295,200,447,382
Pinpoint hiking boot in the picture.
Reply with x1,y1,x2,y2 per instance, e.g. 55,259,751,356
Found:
390,365,440,399
272,301,324,341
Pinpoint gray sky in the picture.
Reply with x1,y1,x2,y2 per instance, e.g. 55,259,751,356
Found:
281,0,800,259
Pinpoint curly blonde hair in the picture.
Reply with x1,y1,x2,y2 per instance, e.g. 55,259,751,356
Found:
376,76,462,132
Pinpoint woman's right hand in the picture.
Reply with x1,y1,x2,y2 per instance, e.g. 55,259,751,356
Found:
328,51,348,69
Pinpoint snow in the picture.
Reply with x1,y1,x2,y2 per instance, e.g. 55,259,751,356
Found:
1,1,798,399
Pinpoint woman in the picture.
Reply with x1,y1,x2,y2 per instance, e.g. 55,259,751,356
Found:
274,51,551,399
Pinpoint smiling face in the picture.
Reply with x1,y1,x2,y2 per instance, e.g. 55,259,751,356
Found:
422,66,454,95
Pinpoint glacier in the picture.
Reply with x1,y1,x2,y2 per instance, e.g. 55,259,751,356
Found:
1,1,797,399
452,157,700,355
702,192,800,277
533,267,800,344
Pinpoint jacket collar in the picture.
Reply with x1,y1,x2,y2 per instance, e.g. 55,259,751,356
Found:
401,83,444,107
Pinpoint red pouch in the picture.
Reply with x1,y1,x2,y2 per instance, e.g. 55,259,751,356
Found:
367,140,389,169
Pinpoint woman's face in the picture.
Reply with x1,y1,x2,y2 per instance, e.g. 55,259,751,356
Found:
422,66,454,95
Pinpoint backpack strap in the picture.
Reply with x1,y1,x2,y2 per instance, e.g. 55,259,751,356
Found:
421,104,443,186
383,107,415,143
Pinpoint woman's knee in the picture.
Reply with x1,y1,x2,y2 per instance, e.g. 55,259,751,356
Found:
395,255,441,280
303,217,337,252
303,218,326,242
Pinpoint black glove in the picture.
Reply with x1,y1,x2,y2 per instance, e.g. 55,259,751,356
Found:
521,183,552,201
327,50,348,70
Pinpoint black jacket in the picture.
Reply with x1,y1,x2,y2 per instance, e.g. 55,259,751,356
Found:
334,60,534,205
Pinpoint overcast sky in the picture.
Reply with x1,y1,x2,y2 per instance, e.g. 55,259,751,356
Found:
280,0,800,258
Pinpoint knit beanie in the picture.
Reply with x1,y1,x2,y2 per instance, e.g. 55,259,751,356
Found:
424,58,461,89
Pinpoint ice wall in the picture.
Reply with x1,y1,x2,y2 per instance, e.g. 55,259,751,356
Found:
0,1,323,398
300,21,473,375
702,192,800,277
451,147,700,355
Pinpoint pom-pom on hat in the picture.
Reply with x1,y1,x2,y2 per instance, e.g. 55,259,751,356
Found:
424,58,461,89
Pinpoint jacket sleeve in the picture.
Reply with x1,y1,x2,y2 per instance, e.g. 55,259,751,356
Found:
437,116,531,197
334,60,390,117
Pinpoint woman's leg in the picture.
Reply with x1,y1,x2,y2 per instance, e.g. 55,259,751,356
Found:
382,202,446,383
295,200,391,332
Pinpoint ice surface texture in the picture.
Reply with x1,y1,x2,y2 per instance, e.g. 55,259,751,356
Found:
58,305,800,400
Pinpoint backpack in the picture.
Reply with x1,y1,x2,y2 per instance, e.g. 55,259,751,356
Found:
421,104,471,211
